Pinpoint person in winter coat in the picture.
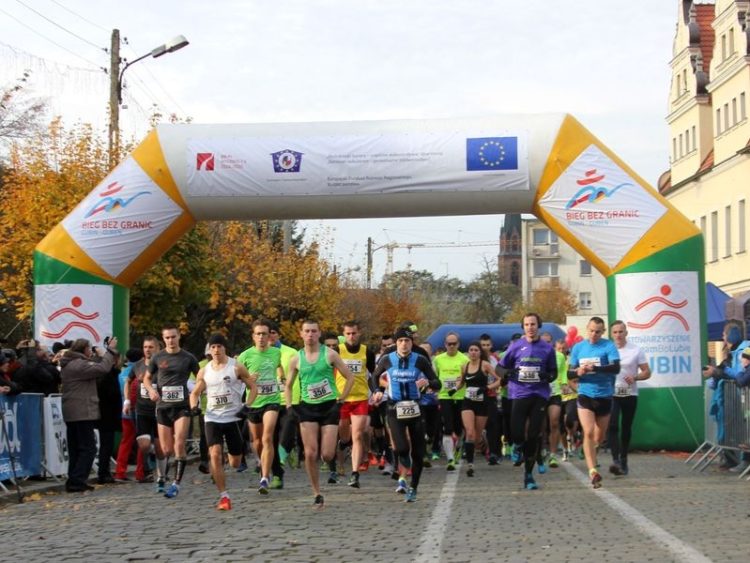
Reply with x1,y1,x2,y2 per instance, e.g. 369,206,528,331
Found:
60,337,119,492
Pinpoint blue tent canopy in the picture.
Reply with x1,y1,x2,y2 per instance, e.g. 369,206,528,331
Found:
425,323,565,353
706,282,731,341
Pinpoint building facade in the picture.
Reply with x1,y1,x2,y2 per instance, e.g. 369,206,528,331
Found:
662,0,750,299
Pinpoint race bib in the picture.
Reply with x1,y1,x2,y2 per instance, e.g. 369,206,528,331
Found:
580,357,602,367
139,383,150,399
443,378,459,391
518,366,541,383
258,382,278,395
615,384,631,397
162,385,185,403
465,387,484,401
209,392,231,409
343,359,363,374
395,400,420,419
307,379,333,401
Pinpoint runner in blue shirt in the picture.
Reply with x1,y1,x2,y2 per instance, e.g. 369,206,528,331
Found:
568,316,620,488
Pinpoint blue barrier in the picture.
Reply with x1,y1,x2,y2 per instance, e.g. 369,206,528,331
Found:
0,394,43,480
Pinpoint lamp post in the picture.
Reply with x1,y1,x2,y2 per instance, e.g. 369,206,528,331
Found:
108,30,189,166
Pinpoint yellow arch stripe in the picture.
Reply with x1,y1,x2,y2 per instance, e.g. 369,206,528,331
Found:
533,114,699,276
36,129,196,286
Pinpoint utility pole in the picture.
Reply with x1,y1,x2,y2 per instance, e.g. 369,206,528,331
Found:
366,237,373,289
108,29,120,168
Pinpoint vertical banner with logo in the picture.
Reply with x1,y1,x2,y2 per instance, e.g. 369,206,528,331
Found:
615,272,700,387
0,394,43,480
34,284,113,348
43,395,68,476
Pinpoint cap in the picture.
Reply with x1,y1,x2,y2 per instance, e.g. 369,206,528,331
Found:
0,354,8,366
207,333,228,348
742,348,750,360
400,321,419,333
394,327,414,341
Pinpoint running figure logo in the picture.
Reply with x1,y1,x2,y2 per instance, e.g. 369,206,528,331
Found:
40,296,101,341
83,181,151,218
565,169,632,210
626,284,690,331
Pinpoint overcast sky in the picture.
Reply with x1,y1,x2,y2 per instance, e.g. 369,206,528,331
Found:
1,0,680,283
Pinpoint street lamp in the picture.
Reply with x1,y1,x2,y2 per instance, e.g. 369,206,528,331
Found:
117,35,190,104
108,30,189,164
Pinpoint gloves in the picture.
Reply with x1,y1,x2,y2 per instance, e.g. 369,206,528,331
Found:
447,389,456,397
189,405,202,417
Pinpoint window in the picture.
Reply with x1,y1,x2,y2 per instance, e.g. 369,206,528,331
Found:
579,292,592,310
580,260,592,276
733,98,738,125
730,28,735,54
724,103,730,131
533,260,558,278
740,200,746,253
532,228,558,253
711,211,718,262
692,126,696,152
722,34,727,60
742,93,746,120
717,108,722,135
679,133,683,157
725,205,732,257
672,138,677,161
700,216,707,260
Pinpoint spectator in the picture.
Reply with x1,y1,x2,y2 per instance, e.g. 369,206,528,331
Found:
1,354,21,395
13,342,61,396
96,354,123,485
60,337,119,493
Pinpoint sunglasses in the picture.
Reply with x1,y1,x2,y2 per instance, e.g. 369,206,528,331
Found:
445,341,458,346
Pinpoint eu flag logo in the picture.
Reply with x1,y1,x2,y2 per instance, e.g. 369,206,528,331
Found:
466,137,518,171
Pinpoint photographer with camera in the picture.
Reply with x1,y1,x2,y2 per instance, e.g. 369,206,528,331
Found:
60,336,119,493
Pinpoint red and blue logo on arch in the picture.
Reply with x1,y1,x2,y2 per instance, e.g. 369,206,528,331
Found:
565,169,632,209
83,181,151,218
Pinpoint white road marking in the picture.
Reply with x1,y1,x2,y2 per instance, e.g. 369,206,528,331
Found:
561,462,713,563
414,465,461,562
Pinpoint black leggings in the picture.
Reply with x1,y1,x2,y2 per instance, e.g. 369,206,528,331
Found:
420,403,441,454
510,395,548,474
386,407,426,489
608,395,637,461
439,399,462,436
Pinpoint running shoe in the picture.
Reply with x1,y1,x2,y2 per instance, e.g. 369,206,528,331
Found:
562,450,569,462
405,487,417,503
217,496,232,511
548,455,559,468
348,473,360,488
236,461,248,473
278,446,289,467
537,461,547,474
258,477,270,495
446,460,456,471
620,459,629,476
164,482,180,498
378,455,386,470
590,469,603,489
358,460,370,472
524,473,538,490
395,478,408,494
313,494,325,510
422,456,432,468
254,463,261,474
431,452,440,461
488,454,499,466
198,463,210,475
270,476,283,489
381,463,394,476
369,452,379,467
156,478,165,493
609,461,623,476
511,446,523,466
327,471,338,484
467,465,474,478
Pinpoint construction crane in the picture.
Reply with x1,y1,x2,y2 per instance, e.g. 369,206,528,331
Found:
366,237,498,288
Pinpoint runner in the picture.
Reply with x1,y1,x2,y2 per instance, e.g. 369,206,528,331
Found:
334,320,376,489
607,320,650,476
143,325,201,499
189,333,256,510
498,313,557,490
568,316,620,488
479,334,502,465
556,339,579,462
371,326,441,502
452,341,499,477
284,319,355,510
133,336,169,491
433,332,469,470
237,319,285,494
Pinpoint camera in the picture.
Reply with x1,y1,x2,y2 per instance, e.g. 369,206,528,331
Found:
103,336,110,346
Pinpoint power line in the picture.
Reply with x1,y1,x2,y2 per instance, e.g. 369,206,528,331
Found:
49,0,109,33
0,40,103,74
14,0,105,52
0,6,102,69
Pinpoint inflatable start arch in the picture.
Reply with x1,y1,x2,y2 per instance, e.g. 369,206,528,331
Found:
34,114,705,449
